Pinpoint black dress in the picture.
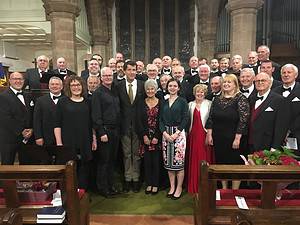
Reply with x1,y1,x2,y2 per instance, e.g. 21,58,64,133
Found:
206,93,250,164
55,97,93,189
55,97,93,161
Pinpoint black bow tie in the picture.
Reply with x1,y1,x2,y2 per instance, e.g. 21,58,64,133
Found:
191,69,198,73
256,96,264,101
163,68,171,73
213,92,220,96
52,95,61,100
16,91,23,96
241,89,249,93
200,81,209,85
60,70,67,74
282,86,292,92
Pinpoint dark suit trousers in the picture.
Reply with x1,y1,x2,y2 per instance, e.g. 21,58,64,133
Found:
1,143,19,165
96,128,119,192
144,149,160,187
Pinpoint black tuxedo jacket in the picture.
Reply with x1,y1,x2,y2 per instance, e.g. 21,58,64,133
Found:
249,91,290,150
0,88,33,144
273,82,300,149
271,79,282,90
52,69,76,80
25,68,55,89
117,79,145,135
184,68,198,81
80,69,89,82
33,93,59,145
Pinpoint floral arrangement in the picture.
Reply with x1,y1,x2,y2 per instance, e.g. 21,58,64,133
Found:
247,147,300,166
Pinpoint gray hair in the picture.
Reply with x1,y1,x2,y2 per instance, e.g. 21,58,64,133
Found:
49,76,63,84
144,79,158,91
241,68,255,76
281,63,298,76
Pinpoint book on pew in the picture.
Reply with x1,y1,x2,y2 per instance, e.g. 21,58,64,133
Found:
37,206,65,219
36,217,65,224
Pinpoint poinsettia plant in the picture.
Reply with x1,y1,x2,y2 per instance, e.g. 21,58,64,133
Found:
248,147,300,166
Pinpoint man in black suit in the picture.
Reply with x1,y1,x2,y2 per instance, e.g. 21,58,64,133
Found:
136,60,147,81
273,64,300,152
206,76,222,101
87,75,100,100
80,54,103,79
116,60,145,193
161,56,172,76
81,58,100,82
239,68,257,99
186,64,212,102
218,57,230,77
113,60,125,85
260,60,282,89
33,76,63,147
210,58,219,77
0,72,34,164
248,72,289,152
257,45,281,81
52,57,76,81
184,56,199,80
25,55,53,89
92,67,121,197
243,51,259,75
172,66,189,100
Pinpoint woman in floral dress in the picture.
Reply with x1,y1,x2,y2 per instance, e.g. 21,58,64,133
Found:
159,78,189,200
138,79,161,194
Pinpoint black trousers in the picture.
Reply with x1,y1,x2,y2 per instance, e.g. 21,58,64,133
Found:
96,128,119,192
144,150,160,187
1,143,19,165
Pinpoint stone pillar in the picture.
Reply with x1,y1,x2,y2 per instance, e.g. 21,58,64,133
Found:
85,0,113,65
43,0,80,72
227,0,264,60
197,0,219,60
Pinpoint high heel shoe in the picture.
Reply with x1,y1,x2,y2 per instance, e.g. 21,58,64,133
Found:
171,193,182,200
166,190,175,198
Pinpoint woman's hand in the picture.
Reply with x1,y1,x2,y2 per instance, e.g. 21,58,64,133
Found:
232,134,241,149
170,133,179,141
92,139,97,151
144,135,151,145
151,138,158,145
205,129,213,146
163,131,173,142
100,134,108,142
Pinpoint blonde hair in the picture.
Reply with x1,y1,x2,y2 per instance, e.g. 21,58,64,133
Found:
193,84,208,96
221,74,240,98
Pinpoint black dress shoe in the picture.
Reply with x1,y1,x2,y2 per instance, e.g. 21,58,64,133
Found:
132,181,140,193
171,192,182,200
145,186,152,195
123,181,131,193
166,190,175,198
151,187,159,195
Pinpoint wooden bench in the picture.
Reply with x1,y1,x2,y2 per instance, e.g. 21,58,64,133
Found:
0,209,22,225
194,161,300,225
0,161,89,225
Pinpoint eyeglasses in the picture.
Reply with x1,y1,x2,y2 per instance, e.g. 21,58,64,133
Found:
10,78,24,81
70,84,82,87
255,79,269,83
102,75,113,77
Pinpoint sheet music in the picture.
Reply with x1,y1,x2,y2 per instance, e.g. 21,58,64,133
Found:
216,190,221,200
235,196,249,210
285,137,298,150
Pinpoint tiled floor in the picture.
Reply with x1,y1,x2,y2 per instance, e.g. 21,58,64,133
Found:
90,215,194,225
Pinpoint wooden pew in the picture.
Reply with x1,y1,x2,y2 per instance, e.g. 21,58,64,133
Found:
0,209,22,225
194,161,300,225
0,161,89,225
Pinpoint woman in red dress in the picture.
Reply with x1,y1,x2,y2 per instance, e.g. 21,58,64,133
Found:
187,84,213,194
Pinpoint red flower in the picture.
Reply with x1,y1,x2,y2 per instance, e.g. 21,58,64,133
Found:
280,156,300,166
